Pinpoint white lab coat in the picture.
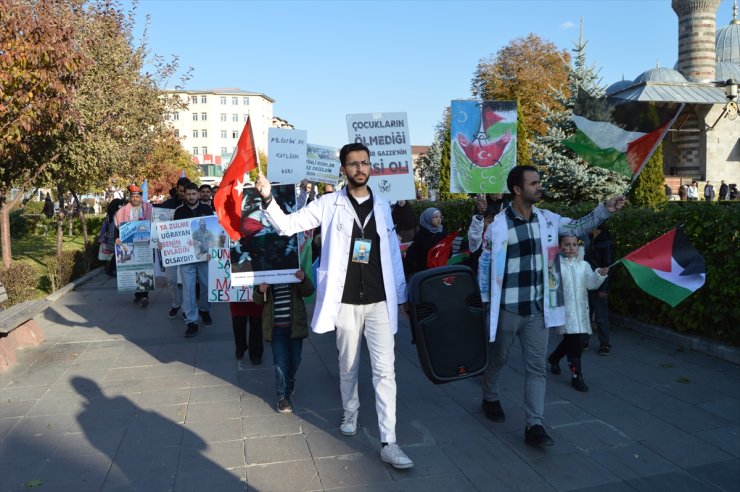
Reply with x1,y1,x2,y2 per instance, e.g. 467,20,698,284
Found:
558,256,606,335
262,187,407,334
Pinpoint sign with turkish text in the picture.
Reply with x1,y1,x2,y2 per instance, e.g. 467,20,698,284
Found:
267,128,308,183
116,220,154,293
153,216,225,267
306,144,340,185
208,246,254,302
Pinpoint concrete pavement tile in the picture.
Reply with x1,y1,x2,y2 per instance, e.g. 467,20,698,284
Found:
6,413,77,437
323,482,400,492
118,418,184,450
111,352,162,368
174,465,247,492
313,453,392,489
0,457,48,490
99,374,192,393
67,408,137,434
304,429,375,458
569,482,639,492
295,407,345,433
393,472,478,491
528,451,620,491
693,425,740,457
552,419,632,451
186,400,242,422
0,416,21,439
588,441,680,480
0,385,49,402
384,444,457,480
0,399,36,418
686,458,740,492
242,414,303,439
137,388,190,408
641,428,732,468
396,396,468,420
3,369,65,388
246,458,321,491
74,346,125,362
104,362,193,381
245,434,311,465
596,408,680,442
533,399,594,428
50,428,126,458
457,460,555,492
495,426,578,460
179,440,246,470
137,403,187,424
182,418,243,445
106,446,179,490
192,371,237,387
241,396,281,418
189,384,241,403
606,385,684,412
649,397,733,432
698,397,740,424
625,471,720,492
35,452,112,490
24,395,85,417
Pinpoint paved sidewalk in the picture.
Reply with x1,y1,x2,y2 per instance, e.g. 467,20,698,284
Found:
1,273,738,491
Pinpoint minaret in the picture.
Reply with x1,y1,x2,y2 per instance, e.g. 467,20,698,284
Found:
672,0,722,82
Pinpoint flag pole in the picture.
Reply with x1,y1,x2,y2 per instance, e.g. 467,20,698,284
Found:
622,103,685,196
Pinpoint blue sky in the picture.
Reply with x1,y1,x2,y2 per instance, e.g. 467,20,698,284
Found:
131,0,737,148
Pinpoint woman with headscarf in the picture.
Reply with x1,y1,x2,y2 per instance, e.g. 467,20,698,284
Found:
101,198,124,277
403,207,445,277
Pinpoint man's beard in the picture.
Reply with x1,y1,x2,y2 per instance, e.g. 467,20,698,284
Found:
346,173,368,189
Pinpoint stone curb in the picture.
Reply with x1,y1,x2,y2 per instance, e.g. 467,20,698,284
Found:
611,312,740,366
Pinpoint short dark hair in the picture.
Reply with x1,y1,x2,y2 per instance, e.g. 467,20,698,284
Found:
168,187,177,198
339,143,370,166
177,177,191,188
198,184,212,192
506,165,539,195
184,182,198,192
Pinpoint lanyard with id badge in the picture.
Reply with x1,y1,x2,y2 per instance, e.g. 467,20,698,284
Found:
347,197,374,265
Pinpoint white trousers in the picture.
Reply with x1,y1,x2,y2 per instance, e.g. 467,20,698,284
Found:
335,301,397,443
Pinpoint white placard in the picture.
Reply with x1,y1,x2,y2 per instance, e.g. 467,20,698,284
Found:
267,128,308,183
306,144,340,185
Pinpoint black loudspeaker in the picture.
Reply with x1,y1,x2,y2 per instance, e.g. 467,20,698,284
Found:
408,265,489,384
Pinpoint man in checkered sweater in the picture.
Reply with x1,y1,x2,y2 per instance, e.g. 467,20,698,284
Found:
477,165,625,447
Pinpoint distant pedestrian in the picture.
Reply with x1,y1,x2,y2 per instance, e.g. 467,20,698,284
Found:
548,234,608,392
255,269,314,414
687,181,699,201
678,185,687,201
391,200,417,243
704,181,715,201
43,194,55,218
114,185,153,306
719,180,729,201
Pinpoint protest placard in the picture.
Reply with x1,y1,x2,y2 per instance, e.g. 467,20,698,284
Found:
230,184,301,286
450,100,517,193
267,128,308,183
346,112,415,202
153,215,225,267
208,246,254,303
151,207,176,288
116,220,154,293
306,144,340,185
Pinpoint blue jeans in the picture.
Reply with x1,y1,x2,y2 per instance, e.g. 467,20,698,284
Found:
272,327,303,398
181,261,210,324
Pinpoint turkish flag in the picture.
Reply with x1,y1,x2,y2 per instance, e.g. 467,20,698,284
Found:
214,117,258,240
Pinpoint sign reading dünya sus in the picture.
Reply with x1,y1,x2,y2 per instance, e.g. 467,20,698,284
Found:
346,112,415,202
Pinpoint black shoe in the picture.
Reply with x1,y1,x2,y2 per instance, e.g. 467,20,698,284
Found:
235,348,245,360
598,344,611,356
168,307,179,319
277,397,292,414
140,297,149,308
525,425,554,447
199,310,212,325
482,400,506,422
547,355,561,375
571,375,589,392
184,322,199,338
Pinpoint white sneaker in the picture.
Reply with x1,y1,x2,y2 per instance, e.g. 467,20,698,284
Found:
340,411,358,436
380,443,414,469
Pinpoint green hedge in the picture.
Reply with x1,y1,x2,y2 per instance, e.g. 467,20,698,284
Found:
409,199,739,345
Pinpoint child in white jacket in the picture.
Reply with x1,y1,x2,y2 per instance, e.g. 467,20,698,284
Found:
547,235,608,392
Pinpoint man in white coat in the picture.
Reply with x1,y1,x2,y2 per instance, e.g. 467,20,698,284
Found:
478,165,625,447
254,143,413,469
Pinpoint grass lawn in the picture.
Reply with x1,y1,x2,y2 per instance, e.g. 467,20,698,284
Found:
2,233,91,296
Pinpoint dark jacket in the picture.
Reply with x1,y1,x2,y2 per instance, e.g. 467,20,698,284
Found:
253,277,315,342
403,227,446,276
585,229,614,293
173,202,213,220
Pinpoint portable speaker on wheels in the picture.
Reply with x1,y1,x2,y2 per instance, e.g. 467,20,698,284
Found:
408,265,488,384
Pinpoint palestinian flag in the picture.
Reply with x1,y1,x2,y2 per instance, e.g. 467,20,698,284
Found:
619,228,705,307
563,91,684,178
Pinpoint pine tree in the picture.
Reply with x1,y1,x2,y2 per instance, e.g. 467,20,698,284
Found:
516,97,531,168
629,143,667,207
530,21,628,205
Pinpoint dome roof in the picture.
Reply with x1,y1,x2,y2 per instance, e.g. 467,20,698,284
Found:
606,79,634,94
716,61,740,82
634,67,687,84
715,4,740,64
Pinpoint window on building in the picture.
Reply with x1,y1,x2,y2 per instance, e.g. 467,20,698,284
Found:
220,96,227,105
193,147,199,155
243,113,248,121
232,96,238,105
191,95,197,104
164,113,170,121
192,113,198,121
200,95,207,104
202,146,207,155
243,97,249,105
232,113,238,122
174,129,179,137
232,130,239,139
201,129,207,138
220,113,227,122
192,129,198,138
220,130,227,138
221,147,228,155
201,112,207,121
172,112,179,121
